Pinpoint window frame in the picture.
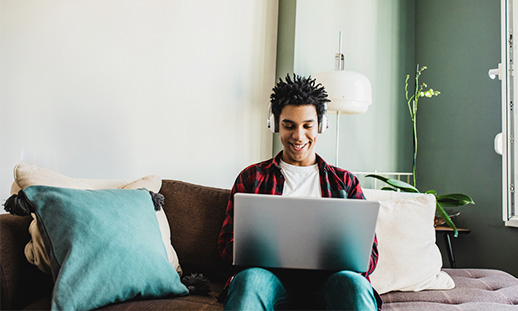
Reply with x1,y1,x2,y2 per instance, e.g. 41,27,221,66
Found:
502,0,518,227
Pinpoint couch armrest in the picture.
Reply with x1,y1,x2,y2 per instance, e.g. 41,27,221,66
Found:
0,214,52,310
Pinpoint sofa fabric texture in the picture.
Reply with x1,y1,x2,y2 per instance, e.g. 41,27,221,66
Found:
1,179,518,310
382,269,518,310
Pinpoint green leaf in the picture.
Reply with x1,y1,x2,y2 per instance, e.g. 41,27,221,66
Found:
436,193,475,207
365,174,420,193
436,201,458,237
381,187,398,191
425,190,437,195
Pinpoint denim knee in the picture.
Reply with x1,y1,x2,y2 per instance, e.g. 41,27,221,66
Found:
320,270,377,311
231,267,278,287
327,270,371,291
225,268,289,311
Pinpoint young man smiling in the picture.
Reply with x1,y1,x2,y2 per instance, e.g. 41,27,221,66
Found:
218,74,380,310
279,104,318,166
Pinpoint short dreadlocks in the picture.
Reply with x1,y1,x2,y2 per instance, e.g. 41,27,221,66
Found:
270,73,330,127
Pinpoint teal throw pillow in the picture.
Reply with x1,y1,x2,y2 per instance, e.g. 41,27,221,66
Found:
21,186,189,310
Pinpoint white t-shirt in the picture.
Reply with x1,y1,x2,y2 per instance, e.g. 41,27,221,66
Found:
279,160,322,197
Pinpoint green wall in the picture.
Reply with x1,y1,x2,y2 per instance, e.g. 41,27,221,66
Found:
415,0,518,276
276,0,518,277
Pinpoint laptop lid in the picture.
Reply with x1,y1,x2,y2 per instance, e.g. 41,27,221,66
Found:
233,193,380,272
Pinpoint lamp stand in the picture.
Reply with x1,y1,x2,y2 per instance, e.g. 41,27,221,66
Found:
335,111,341,167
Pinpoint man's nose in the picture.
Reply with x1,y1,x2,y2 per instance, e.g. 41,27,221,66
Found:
292,126,305,140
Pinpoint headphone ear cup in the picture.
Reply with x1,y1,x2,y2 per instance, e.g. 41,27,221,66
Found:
319,103,329,134
319,114,328,134
267,103,278,133
267,113,277,133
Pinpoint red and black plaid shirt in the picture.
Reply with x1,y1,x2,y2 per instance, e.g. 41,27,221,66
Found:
217,152,379,280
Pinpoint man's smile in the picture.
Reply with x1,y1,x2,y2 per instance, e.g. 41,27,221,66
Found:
290,143,308,150
279,105,318,166
290,142,309,151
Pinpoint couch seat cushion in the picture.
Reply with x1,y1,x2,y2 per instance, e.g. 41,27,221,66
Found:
23,282,226,311
381,269,518,310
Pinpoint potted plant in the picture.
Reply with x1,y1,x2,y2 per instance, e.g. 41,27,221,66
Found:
368,65,474,237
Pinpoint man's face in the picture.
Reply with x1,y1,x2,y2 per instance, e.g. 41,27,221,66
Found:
279,104,319,166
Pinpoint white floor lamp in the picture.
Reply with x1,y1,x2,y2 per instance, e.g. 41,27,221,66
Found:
313,32,372,166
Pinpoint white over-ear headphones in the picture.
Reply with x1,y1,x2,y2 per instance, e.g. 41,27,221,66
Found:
267,103,328,134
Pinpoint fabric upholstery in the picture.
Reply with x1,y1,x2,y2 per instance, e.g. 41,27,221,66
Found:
382,269,518,310
159,180,234,282
1,179,517,311
0,215,52,310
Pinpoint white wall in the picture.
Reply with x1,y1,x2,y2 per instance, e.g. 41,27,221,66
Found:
0,0,278,203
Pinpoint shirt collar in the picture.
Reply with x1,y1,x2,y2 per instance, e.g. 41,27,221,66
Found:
273,151,330,172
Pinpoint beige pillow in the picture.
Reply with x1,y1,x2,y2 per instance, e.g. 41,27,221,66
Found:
11,163,182,276
363,189,455,294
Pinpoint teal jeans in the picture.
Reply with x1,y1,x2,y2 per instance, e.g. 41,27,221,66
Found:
224,267,378,311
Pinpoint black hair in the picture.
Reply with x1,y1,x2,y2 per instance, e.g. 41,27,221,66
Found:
270,73,329,126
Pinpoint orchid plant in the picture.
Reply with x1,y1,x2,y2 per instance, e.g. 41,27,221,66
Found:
367,65,474,237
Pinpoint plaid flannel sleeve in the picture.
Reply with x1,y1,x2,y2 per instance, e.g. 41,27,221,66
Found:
346,172,379,279
218,183,238,264
217,168,253,264
365,235,379,278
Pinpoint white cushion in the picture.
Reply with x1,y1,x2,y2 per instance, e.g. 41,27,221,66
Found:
363,189,455,294
11,162,182,276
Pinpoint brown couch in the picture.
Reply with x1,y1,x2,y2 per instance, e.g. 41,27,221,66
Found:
1,179,518,310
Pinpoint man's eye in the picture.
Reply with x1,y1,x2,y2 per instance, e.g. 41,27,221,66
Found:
283,124,294,129
304,124,314,129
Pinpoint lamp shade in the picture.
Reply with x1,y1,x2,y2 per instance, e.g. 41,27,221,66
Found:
314,70,372,114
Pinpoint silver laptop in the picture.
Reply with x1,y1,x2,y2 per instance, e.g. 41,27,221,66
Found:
233,193,380,272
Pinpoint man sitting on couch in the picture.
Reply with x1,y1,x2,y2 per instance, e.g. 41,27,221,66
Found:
217,74,381,310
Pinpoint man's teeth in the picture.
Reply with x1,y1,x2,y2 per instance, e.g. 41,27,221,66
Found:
294,143,306,149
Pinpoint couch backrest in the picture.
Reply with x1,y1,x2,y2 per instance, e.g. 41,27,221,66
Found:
160,179,233,283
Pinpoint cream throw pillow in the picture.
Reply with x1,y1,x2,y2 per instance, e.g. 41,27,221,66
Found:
11,163,182,276
363,189,455,294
